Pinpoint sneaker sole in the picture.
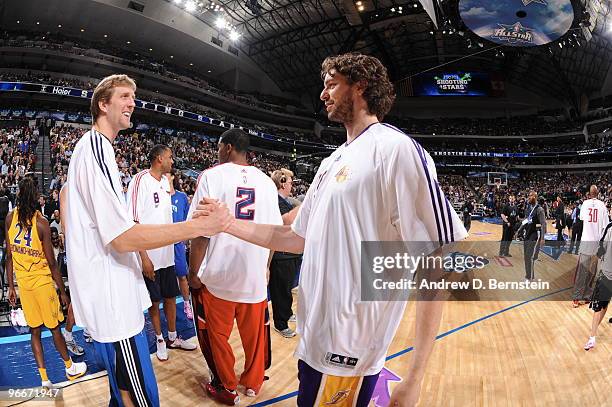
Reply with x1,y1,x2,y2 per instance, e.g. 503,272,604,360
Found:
273,329,296,338
166,339,197,351
67,370,86,381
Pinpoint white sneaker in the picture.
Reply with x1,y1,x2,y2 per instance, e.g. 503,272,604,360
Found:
245,388,257,397
41,380,54,389
65,338,85,356
66,361,87,380
156,339,169,361
168,336,197,351
584,337,596,351
288,314,297,323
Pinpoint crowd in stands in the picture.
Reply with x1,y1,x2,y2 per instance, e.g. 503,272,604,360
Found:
0,31,309,116
0,126,38,198
48,124,310,202
460,171,612,217
401,116,584,136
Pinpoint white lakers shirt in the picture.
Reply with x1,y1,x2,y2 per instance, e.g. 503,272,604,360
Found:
292,123,468,376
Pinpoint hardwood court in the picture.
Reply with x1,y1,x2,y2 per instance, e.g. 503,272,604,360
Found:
6,220,611,407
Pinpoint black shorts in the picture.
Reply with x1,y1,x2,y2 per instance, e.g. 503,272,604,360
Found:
590,275,612,312
144,266,180,303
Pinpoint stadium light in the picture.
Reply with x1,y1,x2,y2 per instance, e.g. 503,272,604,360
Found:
229,30,240,41
185,1,196,12
215,17,226,29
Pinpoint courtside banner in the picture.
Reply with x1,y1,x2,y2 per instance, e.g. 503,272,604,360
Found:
360,241,580,301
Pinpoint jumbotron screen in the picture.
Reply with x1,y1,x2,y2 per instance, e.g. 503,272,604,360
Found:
411,72,492,96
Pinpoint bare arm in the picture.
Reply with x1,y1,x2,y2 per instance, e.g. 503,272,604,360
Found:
111,204,231,253
188,236,209,288
5,213,15,305
282,206,300,225
226,220,305,254
37,214,67,298
139,250,155,280
59,185,67,235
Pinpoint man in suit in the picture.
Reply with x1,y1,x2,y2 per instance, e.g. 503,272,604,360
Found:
568,200,583,254
555,196,565,244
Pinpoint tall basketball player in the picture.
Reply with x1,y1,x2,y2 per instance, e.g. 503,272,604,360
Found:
195,54,467,406
6,177,87,388
64,74,232,407
188,129,281,404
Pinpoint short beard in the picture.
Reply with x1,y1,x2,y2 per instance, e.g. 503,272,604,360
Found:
328,92,353,124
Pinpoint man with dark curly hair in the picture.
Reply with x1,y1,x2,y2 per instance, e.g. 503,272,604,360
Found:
200,53,467,406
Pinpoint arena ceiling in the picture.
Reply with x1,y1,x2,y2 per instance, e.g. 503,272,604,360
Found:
2,0,612,110
212,0,612,108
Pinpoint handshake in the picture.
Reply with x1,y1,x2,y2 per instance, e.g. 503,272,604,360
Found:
191,197,235,236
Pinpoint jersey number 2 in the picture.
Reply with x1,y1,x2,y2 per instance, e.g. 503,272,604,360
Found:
14,224,32,247
235,188,255,220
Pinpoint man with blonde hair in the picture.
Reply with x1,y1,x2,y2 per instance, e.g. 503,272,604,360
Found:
64,74,232,407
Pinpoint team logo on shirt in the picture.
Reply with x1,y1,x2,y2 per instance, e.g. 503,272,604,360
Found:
325,352,358,369
325,390,351,405
334,166,350,183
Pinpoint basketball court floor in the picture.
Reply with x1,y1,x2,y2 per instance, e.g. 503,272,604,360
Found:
0,219,610,406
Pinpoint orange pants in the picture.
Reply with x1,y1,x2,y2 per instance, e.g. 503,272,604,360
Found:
200,286,267,392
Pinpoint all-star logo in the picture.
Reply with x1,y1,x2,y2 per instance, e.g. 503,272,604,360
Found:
521,0,547,5
491,22,534,44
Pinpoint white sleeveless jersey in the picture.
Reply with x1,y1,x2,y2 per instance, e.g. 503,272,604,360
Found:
291,123,468,377
187,163,282,303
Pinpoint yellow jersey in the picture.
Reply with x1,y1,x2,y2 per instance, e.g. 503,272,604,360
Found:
8,209,52,290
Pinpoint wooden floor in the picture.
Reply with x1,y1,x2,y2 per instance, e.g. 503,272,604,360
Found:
7,220,611,407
